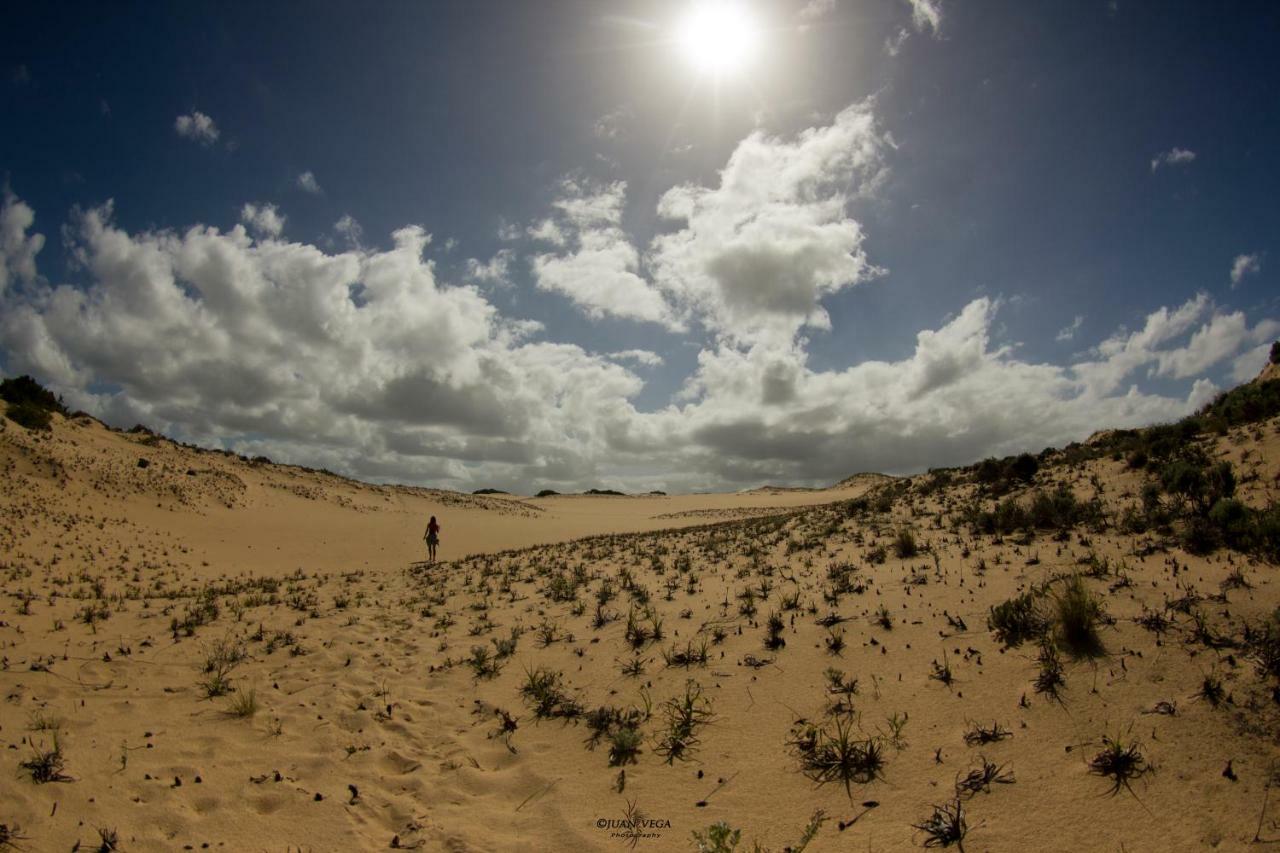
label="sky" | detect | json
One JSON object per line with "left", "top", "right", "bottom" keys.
{"left": 1, "top": 0, "right": 1278, "bottom": 494}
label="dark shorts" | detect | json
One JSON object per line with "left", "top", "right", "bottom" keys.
{"left": 426, "top": 533, "right": 439, "bottom": 545}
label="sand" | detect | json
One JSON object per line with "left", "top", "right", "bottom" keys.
{"left": 2, "top": 404, "right": 1279, "bottom": 852}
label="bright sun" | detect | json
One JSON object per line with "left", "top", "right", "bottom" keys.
{"left": 676, "top": 2, "right": 760, "bottom": 76}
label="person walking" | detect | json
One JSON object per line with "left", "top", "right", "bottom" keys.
{"left": 424, "top": 515, "right": 441, "bottom": 563}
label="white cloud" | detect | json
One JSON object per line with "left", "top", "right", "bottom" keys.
{"left": 465, "top": 249, "right": 515, "bottom": 288}
{"left": 333, "top": 214, "right": 363, "bottom": 248}
{"left": 1230, "top": 252, "right": 1261, "bottom": 286}
{"left": 885, "top": 27, "right": 910, "bottom": 55}
{"left": 1055, "top": 315, "right": 1084, "bottom": 342}
{"left": 1153, "top": 310, "right": 1280, "bottom": 380}
{"left": 531, "top": 178, "right": 679, "bottom": 328}
{"left": 527, "top": 218, "right": 567, "bottom": 246}
{"left": 296, "top": 171, "right": 322, "bottom": 194}
{"left": 1230, "top": 342, "right": 1274, "bottom": 384}
{"left": 593, "top": 107, "right": 630, "bottom": 140}
{"left": 609, "top": 349, "right": 664, "bottom": 367}
{"left": 905, "top": 0, "right": 942, "bottom": 34}
{"left": 240, "top": 203, "right": 285, "bottom": 239}
{"left": 1070, "top": 292, "right": 1278, "bottom": 391}
{"left": 650, "top": 101, "right": 887, "bottom": 344}
{"left": 0, "top": 191, "right": 45, "bottom": 297}
{"left": 1150, "top": 147, "right": 1196, "bottom": 172}
{"left": 4, "top": 97, "right": 1278, "bottom": 495}
{"left": 0, "top": 195, "right": 657, "bottom": 491}
{"left": 174, "top": 111, "right": 220, "bottom": 145}
{"left": 798, "top": 0, "right": 836, "bottom": 29}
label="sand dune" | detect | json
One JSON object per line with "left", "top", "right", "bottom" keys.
{"left": 2, "top": 391, "right": 1280, "bottom": 851}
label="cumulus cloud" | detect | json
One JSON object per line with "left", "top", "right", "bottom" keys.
{"left": 0, "top": 196, "right": 658, "bottom": 489}
{"left": 531, "top": 178, "right": 679, "bottom": 328}
{"left": 0, "top": 191, "right": 45, "bottom": 296}
{"left": 296, "top": 171, "right": 322, "bottom": 194}
{"left": 650, "top": 102, "right": 887, "bottom": 344}
{"left": 4, "top": 104, "right": 1278, "bottom": 494}
{"left": 174, "top": 111, "right": 219, "bottom": 145}
{"left": 1150, "top": 147, "right": 1196, "bottom": 172}
{"left": 1055, "top": 315, "right": 1084, "bottom": 342}
{"left": 240, "top": 203, "right": 285, "bottom": 238}
{"left": 1230, "top": 252, "right": 1261, "bottom": 286}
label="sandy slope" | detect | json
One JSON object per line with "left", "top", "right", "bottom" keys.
{"left": 1, "top": 406, "right": 1279, "bottom": 852}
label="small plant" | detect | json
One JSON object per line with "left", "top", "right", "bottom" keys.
{"left": 620, "top": 656, "right": 646, "bottom": 678}
{"left": 95, "top": 827, "right": 120, "bottom": 852}
{"left": 607, "top": 725, "right": 644, "bottom": 767}
{"left": 492, "top": 627, "right": 520, "bottom": 659}
{"left": 789, "top": 715, "right": 886, "bottom": 796}
{"left": 20, "top": 735, "right": 70, "bottom": 783}
{"left": 764, "top": 611, "right": 786, "bottom": 650}
{"left": 1033, "top": 640, "right": 1065, "bottom": 699}
{"left": 0, "top": 822, "right": 29, "bottom": 851}
{"left": 1088, "top": 733, "right": 1151, "bottom": 796}
{"left": 1053, "top": 574, "right": 1104, "bottom": 657}
{"left": 27, "top": 709, "right": 64, "bottom": 732}
{"left": 520, "top": 666, "right": 583, "bottom": 720}
{"left": 825, "top": 627, "right": 846, "bottom": 656}
{"left": 654, "top": 680, "right": 713, "bottom": 764}
{"left": 988, "top": 590, "right": 1046, "bottom": 648}
{"left": 930, "top": 653, "right": 954, "bottom": 687}
{"left": 467, "top": 645, "right": 503, "bottom": 679}
{"left": 955, "top": 757, "right": 1014, "bottom": 798}
{"left": 894, "top": 528, "right": 919, "bottom": 559}
{"left": 227, "top": 686, "right": 259, "bottom": 718}
{"left": 198, "top": 634, "right": 246, "bottom": 698}
{"left": 962, "top": 720, "right": 1011, "bottom": 746}
{"left": 875, "top": 605, "right": 893, "bottom": 631}
{"left": 662, "top": 637, "right": 710, "bottom": 668}
{"left": 882, "top": 711, "right": 910, "bottom": 749}
{"left": 692, "top": 822, "right": 742, "bottom": 853}
{"left": 1196, "top": 674, "right": 1225, "bottom": 707}
{"left": 913, "top": 799, "right": 968, "bottom": 849}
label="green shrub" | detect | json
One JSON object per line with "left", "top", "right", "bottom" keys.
{"left": 893, "top": 529, "right": 918, "bottom": 558}
{"left": 1053, "top": 575, "right": 1104, "bottom": 658}
{"left": 988, "top": 591, "right": 1047, "bottom": 647}
{"left": 0, "top": 375, "right": 68, "bottom": 414}
{"left": 5, "top": 401, "right": 52, "bottom": 431}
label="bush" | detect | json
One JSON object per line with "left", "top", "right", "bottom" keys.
{"left": 1054, "top": 575, "right": 1104, "bottom": 658}
{"left": 988, "top": 591, "right": 1047, "bottom": 647}
{"left": 5, "top": 401, "right": 52, "bottom": 431}
{"left": 0, "top": 375, "right": 68, "bottom": 414}
{"left": 893, "top": 529, "right": 918, "bottom": 558}
{"left": 1271, "top": 340, "right": 1280, "bottom": 365}
{"left": 1, "top": 375, "right": 68, "bottom": 430}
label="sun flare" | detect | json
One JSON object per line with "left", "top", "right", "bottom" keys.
{"left": 676, "top": 2, "right": 760, "bottom": 76}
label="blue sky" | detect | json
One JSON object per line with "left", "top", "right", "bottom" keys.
{"left": 1, "top": 0, "right": 1278, "bottom": 492}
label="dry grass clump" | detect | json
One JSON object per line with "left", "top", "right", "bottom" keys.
{"left": 789, "top": 714, "right": 886, "bottom": 796}
{"left": 20, "top": 735, "right": 70, "bottom": 783}
{"left": 1088, "top": 733, "right": 1152, "bottom": 796}
{"left": 913, "top": 798, "right": 968, "bottom": 849}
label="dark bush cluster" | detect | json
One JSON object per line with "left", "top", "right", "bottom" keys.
{"left": 971, "top": 452, "right": 1039, "bottom": 494}
{"left": 962, "top": 483, "right": 1103, "bottom": 536}
{"left": 1, "top": 374, "right": 68, "bottom": 431}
